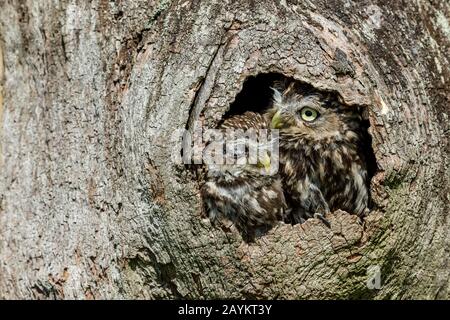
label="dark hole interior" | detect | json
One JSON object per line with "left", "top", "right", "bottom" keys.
{"left": 201, "top": 72, "right": 378, "bottom": 240}
{"left": 224, "top": 72, "right": 317, "bottom": 117}
{"left": 225, "top": 73, "right": 286, "bottom": 116}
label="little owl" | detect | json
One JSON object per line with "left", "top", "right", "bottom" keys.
{"left": 268, "top": 81, "right": 370, "bottom": 225}
{"left": 201, "top": 112, "right": 287, "bottom": 240}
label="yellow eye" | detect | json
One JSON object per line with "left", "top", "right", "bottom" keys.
{"left": 300, "top": 107, "right": 319, "bottom": 122}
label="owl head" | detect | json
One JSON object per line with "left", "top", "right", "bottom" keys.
{"left": 204, "top": 137, "right": 277, "bottom": 181}
{"left": 269, "top": 82, "right": 362, "bottom": 143}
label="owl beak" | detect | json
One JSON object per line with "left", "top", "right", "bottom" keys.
{"left": 259, "top": 152, "right": 272, "bottom": 172}
{"left": 271, "top": 110, "right": 282, "bottom": 129}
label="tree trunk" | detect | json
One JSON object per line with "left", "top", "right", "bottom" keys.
{"left": 0, "top": 0, "right": 448, "bottom": 299}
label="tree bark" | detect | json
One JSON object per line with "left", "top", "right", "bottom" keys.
{"left": 0, "top": 0, "right": 448, "bottom": 299}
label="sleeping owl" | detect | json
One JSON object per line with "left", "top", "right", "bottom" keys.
{"left": 201, "top": 112, "right": 287, "bottom": 241}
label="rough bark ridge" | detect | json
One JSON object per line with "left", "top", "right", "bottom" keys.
{"left": 0, "top": 0, "right": 448, "bottom": 299}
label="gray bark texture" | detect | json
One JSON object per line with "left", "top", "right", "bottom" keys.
{"left": 0, "top": 0, "right": 449, "bottom": 299}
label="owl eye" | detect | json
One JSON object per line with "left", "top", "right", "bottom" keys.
{"left": 300, "top": 107, "right": 319, "bottom": 122}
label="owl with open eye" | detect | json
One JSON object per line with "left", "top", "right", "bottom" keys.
{"left": 201, "top": 112, "right": 287, "bottom": 241}
{"left": 268, "top": 81, "right": 370, "bottom": 225}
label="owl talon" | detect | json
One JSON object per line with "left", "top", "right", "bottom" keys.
{"left": 314, "top": 213, "right": 331, "bottom": 228}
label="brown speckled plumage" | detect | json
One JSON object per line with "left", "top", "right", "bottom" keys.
{"left": 201, "top": 112, "right": 287, "bottom": 240}
{"left": 269, "top": 81, "right": 370, "bottom": 223}
{"left": 201, "top": 81, "right": 370, "bottom": 236}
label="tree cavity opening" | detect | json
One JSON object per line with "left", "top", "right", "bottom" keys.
{"left": 197, "top": 72, "right": 378, "bottom": 240}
